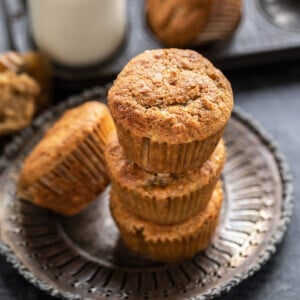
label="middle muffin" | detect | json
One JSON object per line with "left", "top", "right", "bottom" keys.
{"left": 105, "top": 132, "right": 226, "bottom": 224}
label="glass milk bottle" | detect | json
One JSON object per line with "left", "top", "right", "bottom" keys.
{"left": 28, "top": 0, "right": 126, "bottom": 67}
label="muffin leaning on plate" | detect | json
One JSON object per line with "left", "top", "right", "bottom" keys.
{"left": 110, "top": 181, "right": 223, "bottom": 263}
{"left": 105, "top": 131, "right": 226, "bottom": 224}
{"left": 18, "top": 101, "right": 115, "bottom": 216}
{"left": 108, "top": 49, "right": 233, "bottom": 173}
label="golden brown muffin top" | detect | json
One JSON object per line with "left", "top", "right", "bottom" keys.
{"left": 19, "top": 101, "right": 114, "bottom": 188}
{"left": 105, "top": 132, "right": 225, "bottom": 199}
{"left": 108, "top": 49, "right": 233, "bottom": 144}
{"left": 110, "top": 181, "right": 223, "bottom": 242}
{"left": 147, "top": 0, "right": 212, "bottom": 47}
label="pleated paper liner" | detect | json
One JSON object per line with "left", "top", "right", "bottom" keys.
{"left": 112, "top": 180, "right": 219, "bottom": 225}
{"left": 194, "top": 0, "right": 242, "bottom": 45}
{"left": 18, "top": 129, "right": 110, "bottom": 215}
{"left": 115, "top": 120, "right": 225, "bottom": 173}
{"left": 18, "top": 102, "right": 116, "bottom": 216}
{"left": 106, "top": 132, "right": 226, "bottom": 224}
{"left": 110, "top": 182, "right": 223, "bottom": 263}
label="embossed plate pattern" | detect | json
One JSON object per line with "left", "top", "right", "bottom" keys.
{"left": 0, "top": 87, "right": 293, "bottom": 300}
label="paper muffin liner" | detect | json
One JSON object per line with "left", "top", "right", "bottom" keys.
{"left": 110, "top": 183, "right": 223, "bottom": 263}
{"left": 18, "top": 121, "right": 114, "bottom": 216}
{"left": 106, "top": 132, "right": 226, "bottom": 224}
{"left": 115, "top": 121, "right": 225, "bottom": 174}
{"left": 112, "top": 178, "right": 218, "bottom": 225}
{"left": 194, "top": 0, "right": 242, "bottom": 45}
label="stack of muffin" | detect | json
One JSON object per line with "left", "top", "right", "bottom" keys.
{"left": 106, "top": 48, "right": 233, "bottom": 263}
{"left": 17, "top": 48, "right": 233, "bottom": 263}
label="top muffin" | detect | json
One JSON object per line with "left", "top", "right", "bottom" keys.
{"left": 108, "top": 49, "right": 232, "bottom": 173}
{"left": 108, "top": 49, "right": 233, "bottom": 144}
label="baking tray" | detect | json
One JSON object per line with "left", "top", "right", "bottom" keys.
{"left": 2, "top": 0, "right": 300, "bottom": 89}
{"left": 0, "top": 86, "right": 293, "bottom": 300}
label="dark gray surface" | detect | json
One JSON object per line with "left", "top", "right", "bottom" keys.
{"left": 0, "top": 61, "right": 299, "bottom": 299}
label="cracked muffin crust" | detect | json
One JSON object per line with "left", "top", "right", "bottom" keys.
{"left": 18, "top": 101, "right": 116, "bottom": 216}
{"left": 110, "top": 181, "right": 223, "bottom": 263}
{"left": 105, "top": 131, "right": 226, "bottom": 224}
{"left": 108, "top": 48, "right": 233, "bottom": 173}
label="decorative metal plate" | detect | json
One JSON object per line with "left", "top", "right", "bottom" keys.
{"left": 0, "top": 87, "right": 293, "bottom": 300}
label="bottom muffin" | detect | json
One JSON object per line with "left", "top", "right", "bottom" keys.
{"left": 110, "top": 182, "right": 223, "bottom": 263}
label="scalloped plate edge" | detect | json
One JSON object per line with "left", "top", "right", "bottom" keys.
{"left": 0, "top": 87, "right": 294, "bottom": 300}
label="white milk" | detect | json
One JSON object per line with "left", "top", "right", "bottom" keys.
{"left": 28, "top": 0, "right": 126, "bottom": 66}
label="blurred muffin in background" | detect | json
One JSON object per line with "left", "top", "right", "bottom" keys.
{"left": 146, "top": 0, "right": 213, "bottom": 47}
{"left": 0, "top": 71, "right": 39, "bottom": 134}
{"left": 0, "top": 51, "right": 52, "bottom": 113}
{"left": 146, "top": 0, "right": 242, "bottom": 47}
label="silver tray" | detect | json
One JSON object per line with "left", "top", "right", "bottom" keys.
{"left": 0, "top": 87, "right": 293, "bottom": 300}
